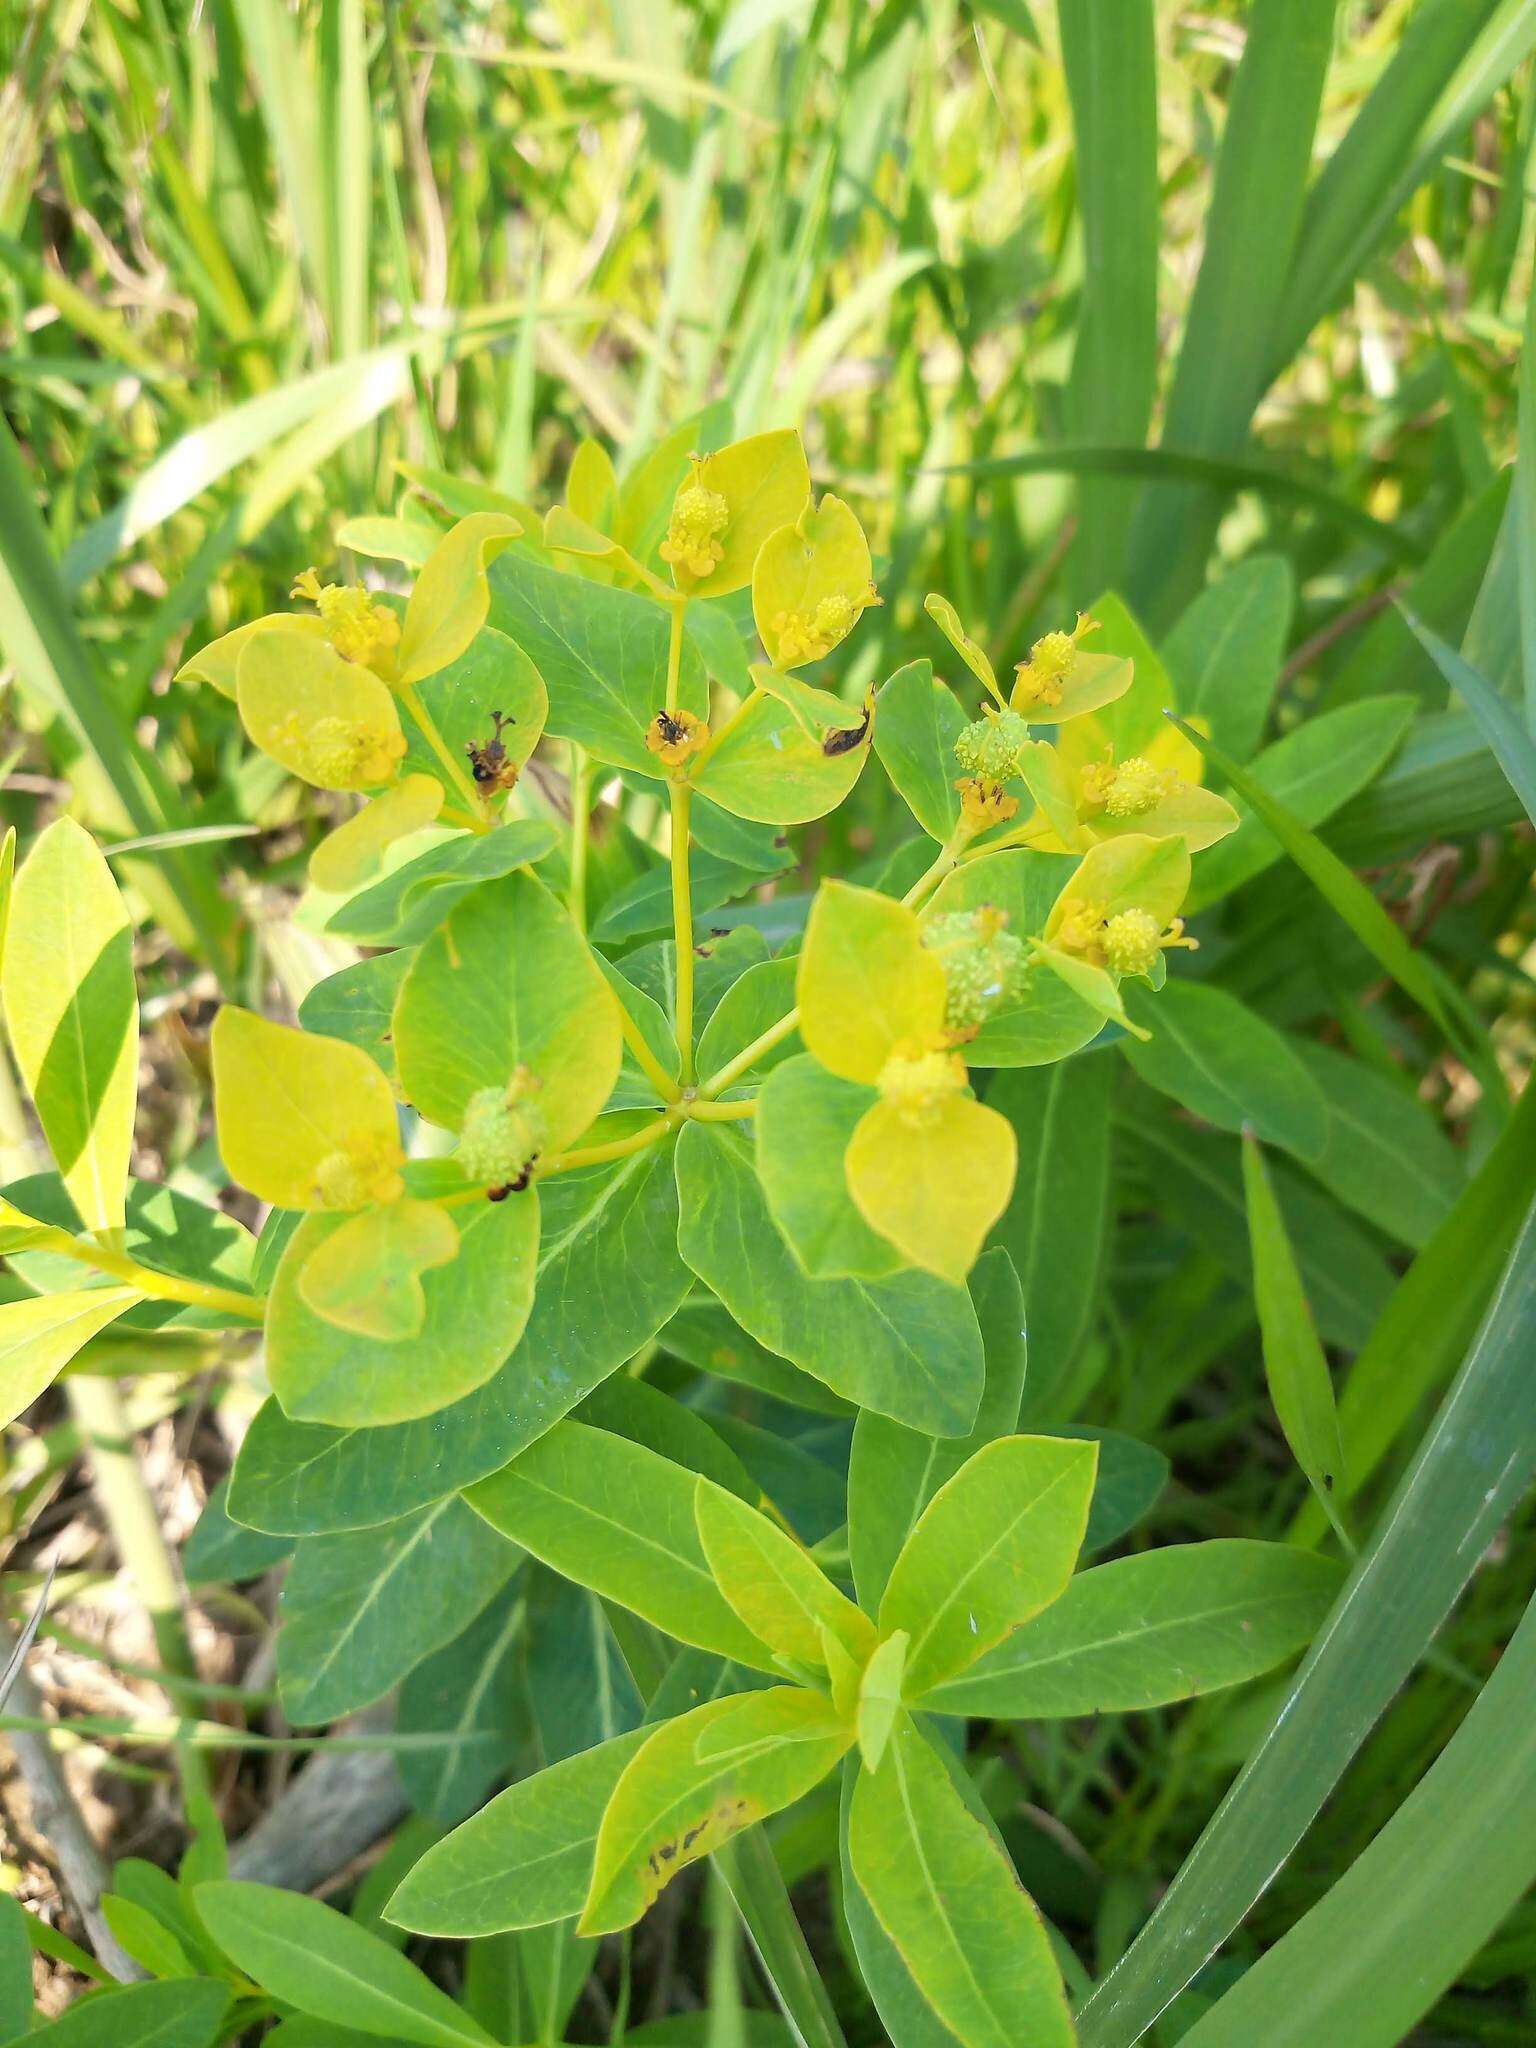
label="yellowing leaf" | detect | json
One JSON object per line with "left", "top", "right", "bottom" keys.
{"left": 212, "top": 1007, "right": 404, "bottom": 1212}
{"left": 923, "top": 593, "right": 1000, "bottom": 701}
{"left": 1015, "top": 739, "right": 1085, "bottom": 849}
{"left": 580, "top": 1687, "right": 850, "bottom": 1934}
{"left": 1032, "top": 945, "right": 1147, "bottom": 1039}
{"left": 1012, "top": 647, "right": 1134, "bottom": 723}
{"left": 2, "top": 817, "right": 138, "bottom": 1233}
{"left": 567, "top": 439, "right": 619, "bottom": 530}
{"left": 694, "top": 1475, "right": 876, "bottom": 1669}
{"left": 752, "top": 495, "right": 876, "bottom": 669}
{"left": 237, "top": 631, "right": 406, "bottom": 790}
{"left": 398, "top": 512, "right": 524, "bottom": 685}
{"left": 309, "top": 775, "right": 445, "bottom": 895}
{"left": 690, "top": 671, "right": 872, "bottom": 824}
{"left": 296, "top": 1198, "right": 460, "bottom": 1339}
{"left": 856, "top": 1630, "right": 908, "bottom": 1774}
{"left": 0, "top": 826, "right": 14, "bottom": 963}
{"left": 1045, "top": 832, "right": 1192, "bottom": 942}
{"left": 0, "top": 1286, "right": 144, "bottom": 1428}
{"left": 797, "top": 881, "right": 947, "bottom": 1087}
{"left": 176, "top": 612, "right": 327, "bottom": 699}
{"left": 845, "top": 1094, "right": 1017, "bottom": 1285}
{"left": 1090, "top": 779, "right": 1239, "bottom": 851}
{"left": 662, "top": 430, "right": 812, "bottom": 597}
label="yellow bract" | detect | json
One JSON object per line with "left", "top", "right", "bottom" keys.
{"left": 660, "top": 430, "right": 812, "bottom": 597}
{"left": 753, "top": 494, "right": 879, "bottom": 669}
{"left": 924, "top": 593, "right": 1000, "bottom": 702}
{"left": 798, "top": 882, "right": 948, "bottom": 1086}
{"left": 566, "top": 439, "right": 619, "bottom": 531}
{"left": 236, "top": 632, "right": 406, "bottom": 791}
{"left": 176, "top": 613, "right": 326, "bottom": 700}
{"left": 212, "top": 1007, "right": 405, "bottom": 1213}
{"left": 1056, "top": 715, "right": 1239, "bottom": 851}
{"left": 397, "top": 511, "right": 524, "bottom": 685}
{"left": 1045, "top": 833, "right": 1191, "bottom": 956}
{"left": 296, "top": 1197, "right": 460, "bottom": 1340}
{"left": 1011, "top": 615, "right": 1135, "bottom": 724}
{"left": 845, "top": 1093, "right": 1016, "bottom": 1286}
{"left": 309, "top": 774, "right": 445, "bottom": 895}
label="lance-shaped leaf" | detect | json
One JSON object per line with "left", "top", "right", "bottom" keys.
{"left": 309, "top": 774, "right": 444, "bottom": 895}
{"left": 267, "top": 1163, "right": 536, "bottom": 1428}
{"left": 393, "top": 871, "right": 620, "bottom": 1151}
{"left": 873, "top": 659, "right": 967, "bottom": 843}
{"left": 797, "top": 880, "right": 947, "bottom": 1086}
{"left": 848, "top": 1718, "right": 1074, "bottom": 2048}
{"left": 466, "top": 1422, "right": 774, "bottom": 1671}
{"left": 388, "top": 1725, "right": 651, "bottom": 1935}
{"left": 880, "top": 1434, "right": 1098, "bottom": 1698}
{"left": 690, "top": 671, "right": 872, "bottom": 825}
{"left": 212, "top": 1008, "right": 404, "bottom": 1212}
{"left": 1123, "top": 980, "right": 1329, "bottom": 1161}
{"left": 924, "top": 592, "right": 1000, "bottom": 701}
{"left": 662, "top": 430, "right": 811, "bottom": 597}
{"left": 694, "top": 1474, "right": 875, "bottom": 1669}
{"left": 195, "top": 1881, "right": 496, "bottom": 2048}
{"left": 398, "top": 512, "right": 523, "bottom": 685}
{"left": 926, "top": 1540, "right": 1343, "bottom": 1720}
{"left": 236, "top": 632, "right": 406, "bottom": 789}
{"left": 0, "top": 1286, "right": 145, "bottom": 1429}
{"left": 856, "top": 1631, "right": 907, "bottom": 1774}
{"left": 2, "top": 817, "right": 138, "bottom": 1233}
{"left": 752, "top": 493, "right": 877, "bottom": 670}
{"left": 580, "top": 1687, "right": 851, "bottom": 1934}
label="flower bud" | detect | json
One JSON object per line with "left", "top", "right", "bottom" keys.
{"left": 455, "top": 1071, "right": 546, "bottom": 1187}
{"left": 660, "top": 478, "right": 731, "bottom": 579}
{"left": 953, "top": 708, "right": 1031, "bottom": 783}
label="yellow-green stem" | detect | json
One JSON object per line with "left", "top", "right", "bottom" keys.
{"left": 698, "top": 1005, "right": 800, "bottom": 1099}
{"left": 664, "top": 594, "right": 687, "bottom": 714}
{"left": 671, "top": 780, "right": 696, "bottom": 1083}
{"left": 398, "top": 681, "right": 490, "bottom": 827}
{"left": 901, "top": 824, "right": 971, "bottom": 911}
{"left": 31, "top": 1227, "right": 264, "bottom": 1323}
{"left": 616, "top": 1001, "right": 683, "bottom": 1104}
{"left": 541, "top": 1111, "right": 677, "bottom": 1177}
{"left": 568, "top": 739, "right": 591, "bottom": 933}
{"left": 688, "top": 1096, "right": 758, "bottom": 1121}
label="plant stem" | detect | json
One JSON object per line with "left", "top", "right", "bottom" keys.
{"left": 567, "top": 738, "right": 591, "bottom": 933}
{"left": 664, "top": 593, "right": 687, "bottom": 713}
{"left": 615, "top": 1001, "right": 684, "bottom": 1103}
{"left": 699, "top": 1006, "right": 801, "bottom": 1099}
{"left": 671, "top": 780, "right": 696, "bottom": 1083}
{"left": 540, "top": 1112, "right": 676, "bottom": 1177}
{"left": 688, "top": 1096, "right": 757, "bottom": 1121}
{"left": 32, "top": 1227, "right": 264, "bottom": 1322}
{"left": 398, "top": 680, "right": 490, "bottom": 827}
{"left": 901, "top": 824, "right": 970, "bottom": 911}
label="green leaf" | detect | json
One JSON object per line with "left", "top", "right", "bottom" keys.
{"left": 266, "top": 1165, "right": 538, "bottom": 1429}
{"left": 228, "top": 1142, "right": 689, "bottom": 1534}
{"left": 754, "top": 1057, "right": 903, "bottom": 1280}
{"left": 521, "top": 1571, "right": 644, "bottom": 1765}
{"left": 0, "top": 1286, "right": 143, "bottom": 1430}
{"left": 694, "top": 957, "right": 801, "bottom": 1091}
{"left": 880, "top": 1435, "right": 1098, "bottom": 1698}
{"left": 396, "top": 628, "right": 549, "bottom": 796}
{"left": 926, "top": 1540, "right": 1342, "bottom": 1719}
{"left": 848, "top": 1719, "right": 1073, "bottom": 2048}
{"left": 580, "top": 1687, "right": 850, "bottom": 1935}
{"left": 1401, "top": 606, "right": 1536, "bottom": 825}
{"left": 278, "top": 1493, "right": 521, "bottom": 1725}
{"left": 195, "top": 1881, "right": 495, "bottom": 2048}
{"left": 0, "top": 1894, "right": 32, "bottom": 2041}
{"left": 691, "top": 674, "right": 872, "bottom": 825}
{"left": 986, "top": 1058, "right": 1112, "bottom": 1422}
{"left": 10, "top": 1979, "right": 230, "bottom": 2047}
{"left": 855, "top": 1630, "right": 908, "bottom": 1774}
{"left": 872, "top": 659, "right": 966, "bottom": 841}
{"left": 1243, "top": 1135, "right": 1348, "bottom": 1525}
{"left": 1163, "top": 554, "right": 1293, "bottom": 761}
{"left": 674, "top": 1121, "right": 984, "bottom": 1437}
{"left": 1292, "top": 1040, "right": 1462, "bottom": 1251}
{"left": 393, "top": 870, "right": 620, "bottom": 1151}
{"left": 465, "top": 1422, "right": 776, "bottom": 1672}
{"left": 101, "top": 1895, "right": 197, "bottom": 1980}
{"left": 299, "top": 950, "right": 414, "bottom": 1089}
{"left": 1064, "top": 1426, "right": 1170, "bottom": 1553}
{"left": 1170, "top": 714, "right": 1460, "bottom": 1044}
{"left": 1122, "top": 981, "right": 1327, "bottom": 1161}
{"left": 1088, "top": 590, "right": 1176, "bottom": 758}
{"left": 1185, "top": 697, "right": 1417, "bottom": 907}
{"left": 694, "top": 1475, "right": 874, "bottom": 1668}
{"left": 1060, "top": 0, "right": 1158, "bottom": 594}
{"left": 580, "top": 1373, "right": 756, "bottom": 1501}
{"left": 489, "top": 551, "right": 709, "bottom": 772}
{"left": 326, "top": 819, "right": 556, "bottom": 948}
{"left": 387, "top": 1725, "right": 651, "bottom": 1936}
{"left": 1177, "top": 1584, "right": 1536, "bottom": 2048}
{"left": 397, "top": 1585, "right": 527, "bottom": 1825}
{"left": 184, "top": 1478, "right": 294, "bottom": 1585}
{"left": 847, "top": 1248, "right": 1027, "bottom": 1610}
{"left": 1, "top": 817, "right": 138, "bottom": 1231}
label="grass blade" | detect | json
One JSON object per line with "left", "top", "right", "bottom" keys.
{"left": 1076, "top": 1195, "right": 1536, "bottom": 2046}
{"left": 1400, "top": 607, "right": 1536, "bottom": 824}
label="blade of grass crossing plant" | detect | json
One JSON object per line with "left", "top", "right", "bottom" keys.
{"left": 713, "top": 1828, "right": 849, "bottom": 2048}
{"left": 1179, "top": 1584, "right": 1536, "bottom": 2048}
{"left": 1058, "top": 0, "right": 1158, "bottom": 595}
{"left": 196, "top": 1881, "right": 496, "bottom": 2048}
{"left": 1125, "top": 0, "right": 1338, "bottom": 622}
{"left": 1400, "top": 609, "right": 1536, "bottom": 823}
{"left": 318, "top": 0, "right": 370, "bottom": 364}
{"left": 1517, "top": 263, "right": 1536, "bottom": 727}
{"left": 230, "top": 0, "right": 330, "bottom": 316}
{"left": 1167, "top": 713, "right": 1463, "bottom": 1052}
{"left": 1074, "top": 1197, "right": 1536, "bottom": 2048}
{"left": 1241, "top": 1136, "right": 1349, "bottom": 1546}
